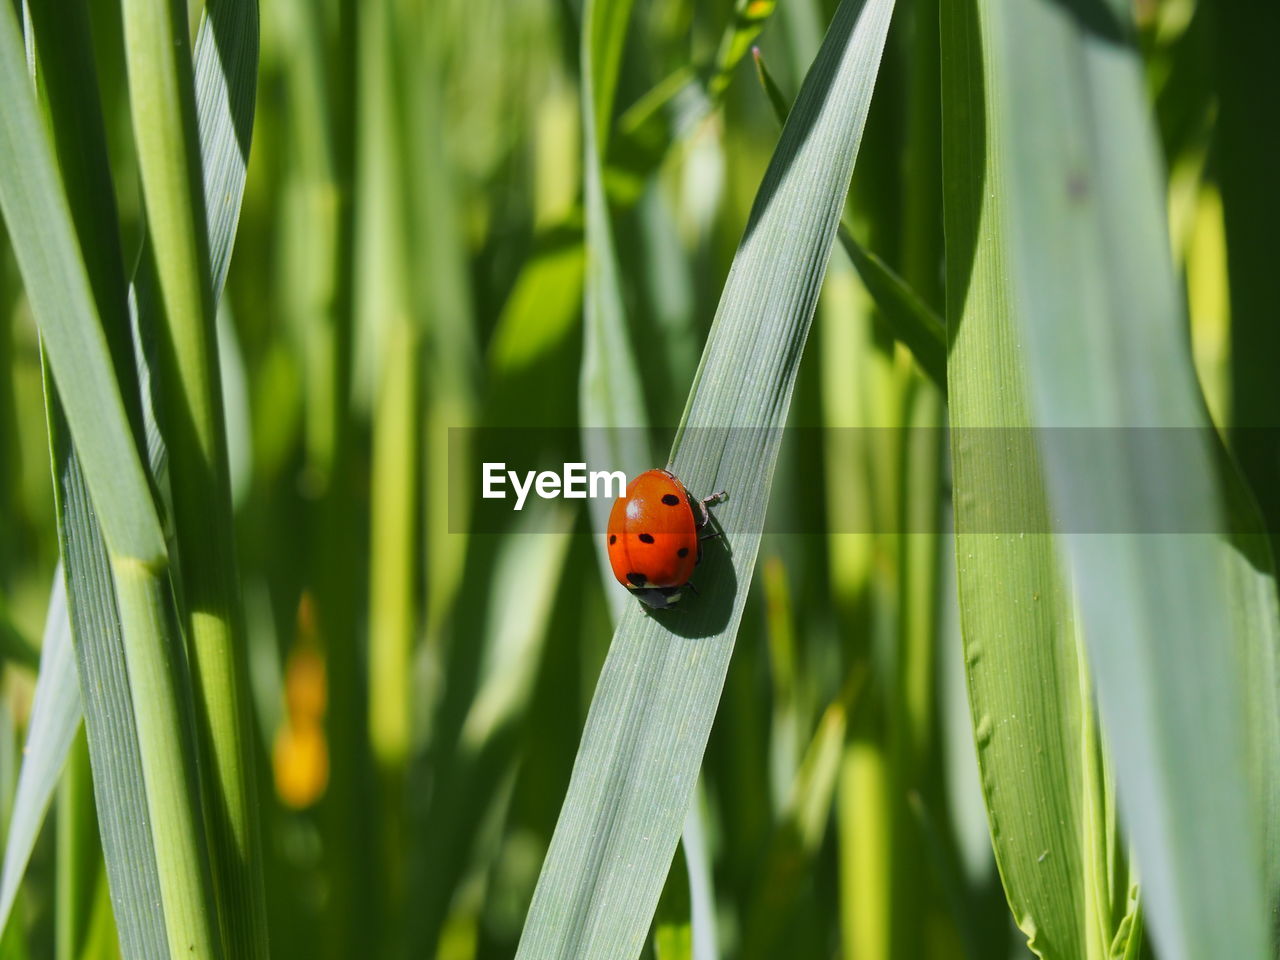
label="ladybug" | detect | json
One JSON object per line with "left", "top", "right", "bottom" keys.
{"left": 606, "top": 469, "right": 727, "bottom": 609}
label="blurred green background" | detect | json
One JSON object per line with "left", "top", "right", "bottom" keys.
{"left": 1, "top": 0, "right": 1275, "bottom": 957}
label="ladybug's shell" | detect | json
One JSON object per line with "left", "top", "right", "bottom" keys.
{"left": 607, "top": 470, "right": 699, "bottom": 590}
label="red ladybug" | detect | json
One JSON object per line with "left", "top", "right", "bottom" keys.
{"left": 606, "top": 469, "right": 726, "bottom": 608}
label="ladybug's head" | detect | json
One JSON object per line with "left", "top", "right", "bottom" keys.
{"left": 631, "top": 585, "right": 684, "bottom": 609}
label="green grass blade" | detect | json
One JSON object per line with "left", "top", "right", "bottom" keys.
{"left": 986, "top": 0, "right": 1279, "bottom": 956}
{"left": 581, "top": 0, "right": 653, "bottom": 621}
{"left": 681, "top": 790, "right": 717, "bottom": 960}
{"left": 55, "top": 727, "right": 98, "bottom": 960}
{"left": 0, "top": 570, "right": 79, "bottom": 939}
{"left": 0, "top": 699, "right": 30, "bottom": 960}
{"left": 119, "top": 0, "right": 269, "bottom": 950}
{"left": 193, "top": 0, "right": 258, "bottom": 302}
{"left": 2, "top": 0, "right": 224, "bottom": 951}
{"left": 0, "top": 0, "right": 165, "bottom": 565}
{"left": 357, "top": 0, "right": 416, "bottom": 774}
{"left": 940, "top": 1, "right": 1132, "bottom": 956}
{"left": 408, "top": 51, "right": 479, "bottom": 671}
{"left": 488, "top": 225, "right": 585, "bottom": 374}
{"left": 743, "top": 697, "right": 849, "bottom": 959}
{"left": 45, "top": 388, "right": 170, "bottom": 959}
{"left": 835, "top": 230, "right": 946, "bottom": 390}
{"left": 46, "top": 380, "right": 219, "bottom": 960}
{"left": 608, "top": 1, "right": 781, "bottom": 204}
{"left": 409, "top": 511, "right": 575, "bottom": 955}
{"left": 708, "top": 0, "right": 779, "bottom": 97}
{"left": 516, "top": 1, "right": 895, "bottom": 955}
{"left": 753, "top": 47, "right": 946, "bottom": 390}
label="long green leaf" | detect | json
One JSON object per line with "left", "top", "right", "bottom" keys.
{"left": 940, "top": 1, "right": 1134, "bottom": 956}
{"left": 47, "top": 377, "right": 217, "bottom": 960}
{"left": 2, "top": 0, "right": 223, "bottom": 954}
{"left": 0, "top": 569, "right": 79, "bottom": 939}
{"left": 516, "top": 1, "right": 895, "bottom": 955}
{"left": 580, "top": 0, "right": 652, "bottom": 621}
{"left": 0, "top": 0, "right": 164, "bottom": 566}
{"left": 359, "top": 0, "right": 416, "bottom": 774}
{"left": 753, "top": 47, "right": 947, "bottom": 390}
{"left": 119, "top": 0, "right": 269, "bottom": 950}
{"left": 55, "top": 727, "right": 99, "bottom": 960}
{"left": 986, "top": 0, "right": 1279, "bottom": 956}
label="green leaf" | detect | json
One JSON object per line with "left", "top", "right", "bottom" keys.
{"left": 515, "top": 1, "right": 896, "bottom": 955}
{"left": 120, "top": 0, "right": 269, "bottom": 950}
{"left": 408, "top": 510, "right": 575, "bottom": 956}
{"left": 580, "top": 0, "right": 653, "bottom": 621}
{"left": 743, "top": 697, "right": 850, "bottom": 960}
{"left": 56, "top": 726, "right": 99, "bottom": 960}
{"left": 358, "top": 0, "right": 416, "bottom": 772}
{"left": 0, "top": 0, "right": 165, "bottom": 565}
{"left": 835, "top": 230, "right": 946, "bottom": 390}
{"left": 0, "top": 570, "right": 80, "bottom": 940}
{"left": 940, "top": 1, "right": 1133, "bottom": 956}
{"left": 753, "top": 46, "right": 947, "bottom": 390}
{"left": 984, "top": 0, "right": 1280, "bottom": 956}
{"left": 488, "top": 224, "right": 585, "bottom": 374}
{"left": 709, "top": 0, "right": 780, "bottom": 97}
{"left": 606, "top": 0, "right": 782, "bottom": 204}
{"left": 4, "top": 0, "right": 224, "bottom": 953}
{"left": 47, "top": 384, "right": 199, "bottom": 960}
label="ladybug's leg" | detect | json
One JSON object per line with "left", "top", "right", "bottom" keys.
{"left": 698, "top": 529, "right": 723, "bottom": 542}
{"left": 685, "top": 581, "right": 700, "bottom": 597}
{"left": 699, "top": 491, "right": 727, "bottom": 519}
{"left": 692, "top": 490, "right": 728, "bottom": 529}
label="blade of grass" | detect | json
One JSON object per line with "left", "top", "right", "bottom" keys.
{"left": 46, "top": 376, "right": 219, "bottom": 960}
{"left": 607, "top": 0, "right": 782, "bottom": 205}
{"left": 404, "top": 11, "right": 480, "bottom": 659}
{"left": 986, "top": 0, "right": 1280, "bottom": 956}
{"left": 409, "top": 509, "right": 575, "bottom": 956}
{"left": 119, "top": 0, "right": 269, "bottom": 950}
{"left": 0, "top": 4, "right": 164, "bottom": 566}
{"left": 708, "top": 0, "right": 779, "bottom": 97}
{"left": 743, "top": 694, "right": 852, "bottom": 960}
{"left": 580, "top": 0, "right": 653, "bottom": 621}
{"left": 940, "top": 1, "right": 1135, "bottom": 956}
{"left": 488, "top": 224, "right": 586, "bottom": 375}
{"left": 516, "top": 1, "right": 895, "bottom": 955}
{"left": 681, "top": 786, "right": 717, "bottom": 960}
{"left": 359, "top": 0, "right": 417, "bottom": 775}
{"left": 0, "top": 569, "right": 79, "bottom": 939}
{"left": 0, "top": 0, "right": 223, "bottom": 953}
{"left": 55, "top": 728, "right": 98, "bottom": 960}
{"left": 753, "top": 46, "right": 946, "bottom": 390}
{"left": 0, "top": 698, "right": 30, "bottom": 960}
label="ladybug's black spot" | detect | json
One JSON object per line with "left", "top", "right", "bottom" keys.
{"left": 627, "top": 572, "right": 648, "bottom": 587}
{"left": 639, "top": 533, "right": 655, "bottom": 544}
{"left": 609, "top": 534, "right": 617, "bottom": 544}
{"left": 677, "top": 547, "right": 689, "bottom": 558}
{"left": 661, "top": 494, "right": 680, "bottom": 506}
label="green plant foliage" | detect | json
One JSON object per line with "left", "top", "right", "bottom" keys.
{"left": 515, "top": 0, "right": 896, "bottom": 955}
{"left": 0, "top": 0, "right": 1276, "bottom": 957}
{"left": 982, "top": 1, "right": 1280, "bottom": 957}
